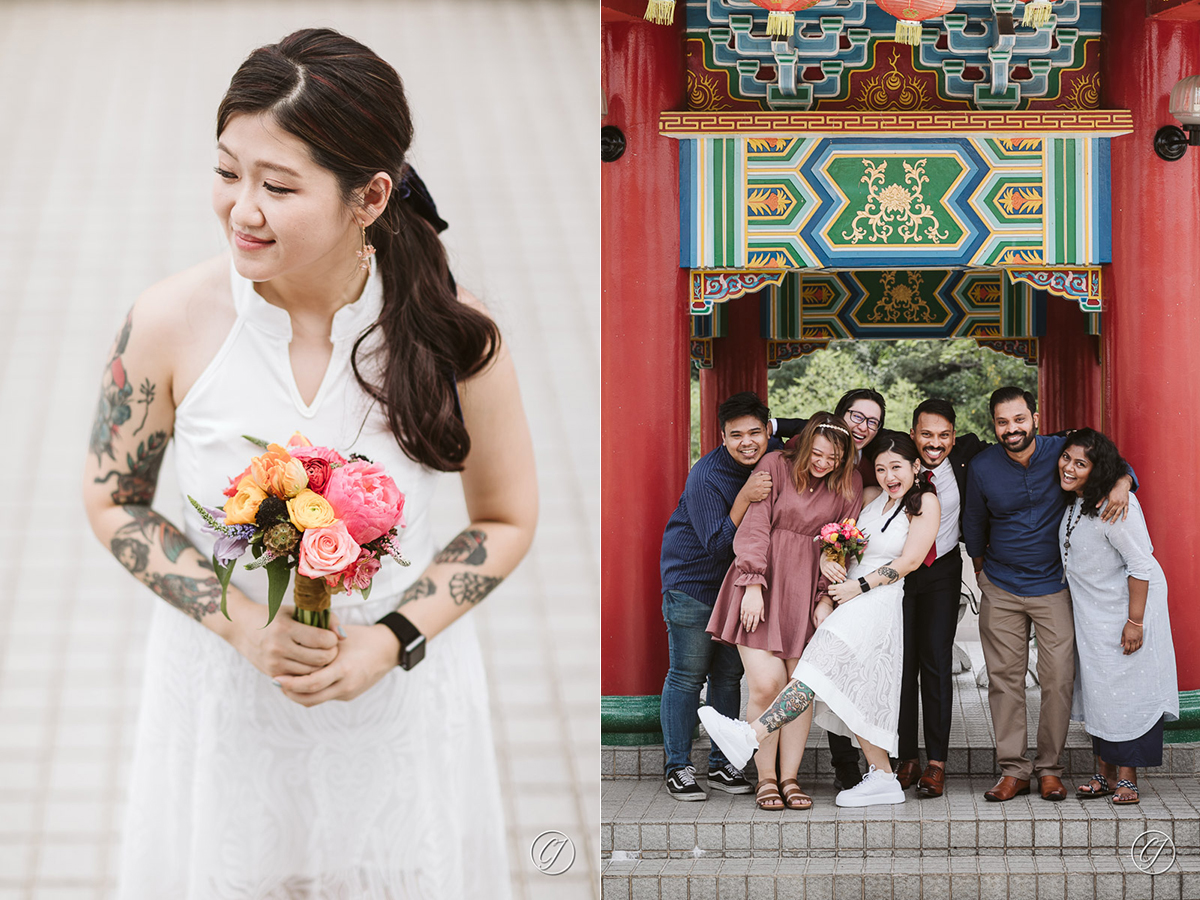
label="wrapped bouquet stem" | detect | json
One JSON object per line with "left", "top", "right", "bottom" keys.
{"left": 293, "top": 573, "right": 332, "bottom": 630}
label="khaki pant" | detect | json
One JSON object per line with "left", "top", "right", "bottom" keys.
{"left": 977, "top": 572, "right": 1074, "bottom": 780}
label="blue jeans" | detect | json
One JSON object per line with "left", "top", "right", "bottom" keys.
{"left": 660, "top": 589, "right": 744, "bottom": 774}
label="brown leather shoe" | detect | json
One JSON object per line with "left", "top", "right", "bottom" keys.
{"left": 915, "top": 764, "right": 945, "bottom": 798}
{"left": 983, "top": 776, "right": 1031, "bottom": 802}
{"left": 1039, "top": 775, "right": 1067, "bottom": 801}
{"left": 895, "top": 758, "right": 921, "bottom": 790}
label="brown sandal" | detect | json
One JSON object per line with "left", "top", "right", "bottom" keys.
{"left": 755, "top": 778, "right": 783, "bottom": 810}
{"left": 779, "top": 778, "right": 813, "bottom": 810}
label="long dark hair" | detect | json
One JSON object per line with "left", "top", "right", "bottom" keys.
{"left": 1062, "top": 428, "right": 1127, "bottom": 518}
{"left": 867, "top": 430, "right": 934, "bottom": 519}
{"left": 217, "top": 28, "right": 499, "bottom": 471}
{"left": 780, "top": 412, "right": 858, "bottom": 500}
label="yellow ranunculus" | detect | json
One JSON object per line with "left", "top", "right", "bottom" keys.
{"left": 224, "top": 476, "right": 267, "bottom": 525}
{"left": 287, "top": 488, "right": 337, "bottom": 531}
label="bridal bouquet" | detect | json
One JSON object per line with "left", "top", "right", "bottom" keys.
{"left": 189, "top": 433, "right": 408, "bottom": 629}
{"left": 814, "top": 518, "right": 868, "bottom": 569}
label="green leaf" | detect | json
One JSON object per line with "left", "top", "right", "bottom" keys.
{"left": 361, "top": 581, "right": 373, "bottom": 601}
{"left": 188, "top": 496, "right": 234, "bottom": 533}
{"left": 244, "top": 550, "right": 275, "bottom": 571}
{"left": 263, "top": 556, "right": 292, "bottom": 627}
{"left": 251, "top": 541, "right": 263, "bottom": 559}
{"left": 213, "top": 555, "right": 237, "bottom": 620}
{"left": 242, "top": 434, "right": 271, "bottom": 449}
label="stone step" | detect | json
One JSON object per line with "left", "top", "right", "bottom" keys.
{"left": 603, "top": 738, "right": 1200, "bottom": 780}
{"left": 602, "top": 775, "right": 1200, "bottom": 860}
{"left": 601, "top": 855, "right": 1200, "bottom": 900}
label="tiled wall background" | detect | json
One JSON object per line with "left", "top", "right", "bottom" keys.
{"left": 0, "top": 2, "right": 599, "bottom": 897}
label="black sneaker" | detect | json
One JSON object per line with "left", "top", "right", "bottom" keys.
{"left": 665, "top": 765, "right": 706, "bottom": 801}
{"left": 705, "top": 762, "right": 754, "bottom": 794}
{"left": 833, "top": 761, "right": 863, "bottom": 791}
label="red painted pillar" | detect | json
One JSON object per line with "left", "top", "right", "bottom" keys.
{"left": 601, "top": 14, "right": 689, "bottom": 702}
{"left": 1102, "top": 4, "right": 1200, "bottom": 692}
{"left": 699, "top": 293, "right": 771, "bottom": 455}
{"left": 1037, "top": 297, "right": 1103, "bottom": 435}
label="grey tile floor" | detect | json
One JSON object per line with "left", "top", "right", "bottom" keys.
{"left": 0, "top": 2, "right": 598, "bottom": 897}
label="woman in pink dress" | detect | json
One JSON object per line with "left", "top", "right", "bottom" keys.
{"left": 707, "top": 413, "right": 862, "bottom": 809}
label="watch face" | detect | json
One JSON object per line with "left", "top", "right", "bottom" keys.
{"left": 401, "top": 634, "right": 427, "bottom": 670}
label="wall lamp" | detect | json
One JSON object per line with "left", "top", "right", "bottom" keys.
{"left": 1155, "top": 75, "right": 1200, "bottom": 162}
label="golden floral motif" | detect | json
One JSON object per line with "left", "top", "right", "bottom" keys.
{"left": 748, "top": 251, "right": 791, "bottom": 268}
{"left": 1064, "top": 73, "right": 1100, "bottom": 110}
{"left": 868, "top": 270, "right": 935, "bottom": 323}
{"left": 747, "top": 187, "right": 795, "bottom": 217}
{"left": 995, "top": 185, "right": 1044, "bottom": 216}
{"left": 996, "top": 137, "right": 1043, "bottom": 153}
{"left": 848, "top": 49, "right": 933, "bottom": 112}
{"left": 748, "top": 137, "right": 791, "bottom": 154}
{"left": 687, "top": 70, "right": 730, "bottom": 111}
{"left": 998, "top": 248, "right": 1044, "bottom": 264}
{"left": 842, "top": 158, "right": 948, "bottom": 245}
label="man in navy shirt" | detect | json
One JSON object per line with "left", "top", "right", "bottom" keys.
{"left": 963, "top": 387, "right": 1132, "bottom": 803}
{"left": 658, "top": 392, "right": 786, "bottom": 800}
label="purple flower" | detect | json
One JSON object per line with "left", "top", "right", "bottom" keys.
{"left": 213, "top": 524, "right": 255, "bottom": 564}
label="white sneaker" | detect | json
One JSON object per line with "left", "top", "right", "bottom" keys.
{"left": 835, "top": 765, "right": 906, "bottom": 808}
{"left": 697, "top": 706, "right": 759, "bottom": 770}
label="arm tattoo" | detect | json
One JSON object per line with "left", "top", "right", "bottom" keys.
{"left": 133, "top": 378, "right": 156, "bottom": 435}
{"left": 434, "top": 529, "right": 488, "bottom": 565}
{"left": 89, "top": 311, "right": 133, "bottom": 464}
{"left": 143, "top": 573, "right": 222, "bottom": 623}
{"left": 758, "top": 679, "right": 815, "bottom": 735}
{"left": 397, "top": 576, "right": 436, "bottom": 607}
{"left": 93, "top": 431, "right": 169, "bottom": 505}
{"left": 112, "top": 506, "right": 188, "bottom": 563}
{"left": 876, "top": 566, "right": 900, "bottom": 584}
{"left": 449, "top": 572, "right": 502, "bottom": 606}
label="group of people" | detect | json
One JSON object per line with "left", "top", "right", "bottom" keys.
{"left": 660, "top": 386, "right": 1179, "bottom": 810}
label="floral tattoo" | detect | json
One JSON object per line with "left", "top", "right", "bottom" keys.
{"left": 758, "top": 679, "right": 814, "bottom": 734}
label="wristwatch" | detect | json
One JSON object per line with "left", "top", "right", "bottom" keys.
{"left": 857, "top": 576, "right": 872, "bottom": 595}
{"left": 376, "top": 612, "right": 427, "bottom": 670}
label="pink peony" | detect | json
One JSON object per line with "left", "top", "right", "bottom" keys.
{"left": 322, "top": 461, "right": 405, "bottom": 544}
{"left": 297, "top": 520, "right": 361, "bottom": 579}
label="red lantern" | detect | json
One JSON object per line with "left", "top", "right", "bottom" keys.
{"left": 748, "top": 0, "right": 824, "bottom": 38}
{"left": 875, "top": 1, "right": 957, "bottom": 46}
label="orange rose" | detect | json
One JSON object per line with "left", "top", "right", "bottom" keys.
{"left": 224, "top": 476, "right": 267, "bottom": 525}
{"left": 250, "top": 444, "right": 308, "bottom": 499}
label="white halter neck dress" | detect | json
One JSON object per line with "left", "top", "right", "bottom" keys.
{"left": 116, "top": 261, "right": 510, "bottom": 899}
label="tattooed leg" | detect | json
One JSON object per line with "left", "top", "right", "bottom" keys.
{"left": 757, "top": 679, "right": 815, "bottom": 736}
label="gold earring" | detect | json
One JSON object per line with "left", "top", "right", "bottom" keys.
{"left": 356, "top": 222, "right": 376, "bottom": 271}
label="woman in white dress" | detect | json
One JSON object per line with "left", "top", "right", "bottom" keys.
{"left": 1058, "top": 429, "right": 1178, "bottom": 806}
{"left": 700, "top": 431, "right": 938, "bottom": 808}
{"left": 82, "top": 29, "right": 536, "bottom": 898}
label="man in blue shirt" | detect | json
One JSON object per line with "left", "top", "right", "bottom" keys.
{"left": 658, "top": 392, "right": 788, "bottom": 800}
{"left": 963, "top": 387, "right": 1132, "bottom": 803}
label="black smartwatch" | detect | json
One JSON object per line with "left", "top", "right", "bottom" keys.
{"left": 376, "top": 612, "right": 427, "bottom": 670}
{"left": 857, "top": 576, "right": 872, "bottom": 595}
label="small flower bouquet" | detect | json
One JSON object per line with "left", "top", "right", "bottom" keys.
{"left": 188, "top": 433, "right": 408, "bottom": 629}
{"left": 814, "top": 518, "right": 868, "bottom": 569}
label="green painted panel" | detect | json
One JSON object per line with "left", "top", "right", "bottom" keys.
{"left": 824, "top": 155, "right": 966, "bottom": 248}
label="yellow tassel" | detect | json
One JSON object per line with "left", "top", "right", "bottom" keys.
{"left": 1022, "top": 1, "right": 1052, "bottom": 28}
{"left": 894, "top": 19, "right": 923, "bottom": 47}
{"left": 766, "top": 10, "right": 795, "bottom": 38}
{"left": 643, "top": 0, "right": 675, "bottom": 25}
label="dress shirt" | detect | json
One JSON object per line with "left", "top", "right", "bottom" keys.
{"left": 926, "top": 457, "right": 960, "bottom": 560}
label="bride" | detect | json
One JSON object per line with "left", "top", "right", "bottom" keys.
{"left": 701, "top": 430, "right": 938, "bottom": 808}
{"left": 82, "top": 29, "right": 536, "bottom": 898}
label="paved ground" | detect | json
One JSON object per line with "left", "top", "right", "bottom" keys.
{"left": 0, "top": 2, "right": 598, "bottom": 897}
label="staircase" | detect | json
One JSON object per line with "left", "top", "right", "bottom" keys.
{"left": 602, "top": 643, "right": 1200, "bottom": 899}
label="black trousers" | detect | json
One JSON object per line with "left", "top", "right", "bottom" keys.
{"left": 897, "top": 549, "right": 963, "bottom": 762}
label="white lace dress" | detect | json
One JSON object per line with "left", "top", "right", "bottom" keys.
{"left": 791, "top": 492, "right": 909, "bottom": 757}
{"left": 116, "top": 262, "right": 510, "bottom": 899}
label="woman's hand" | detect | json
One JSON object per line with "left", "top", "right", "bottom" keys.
{"left": 276, "top": 622, "right": 399, "bottom": 706}
{"left": 740, "top": 585, "right": 766, "bottom": 633}
{"left": 812, "top": 595, "right": 834, "bottom": 629}
{"left": 827, "top": 579, "right": 860, "bottom": 604}
{"left": 819, "top": 556, "right": 847, "bottom": 583}
{"left": 229, "top": 600, "right": 340, "bottom": 679}
{"left": 1121, "top": 620, "right": 1144, "bottom": 655}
